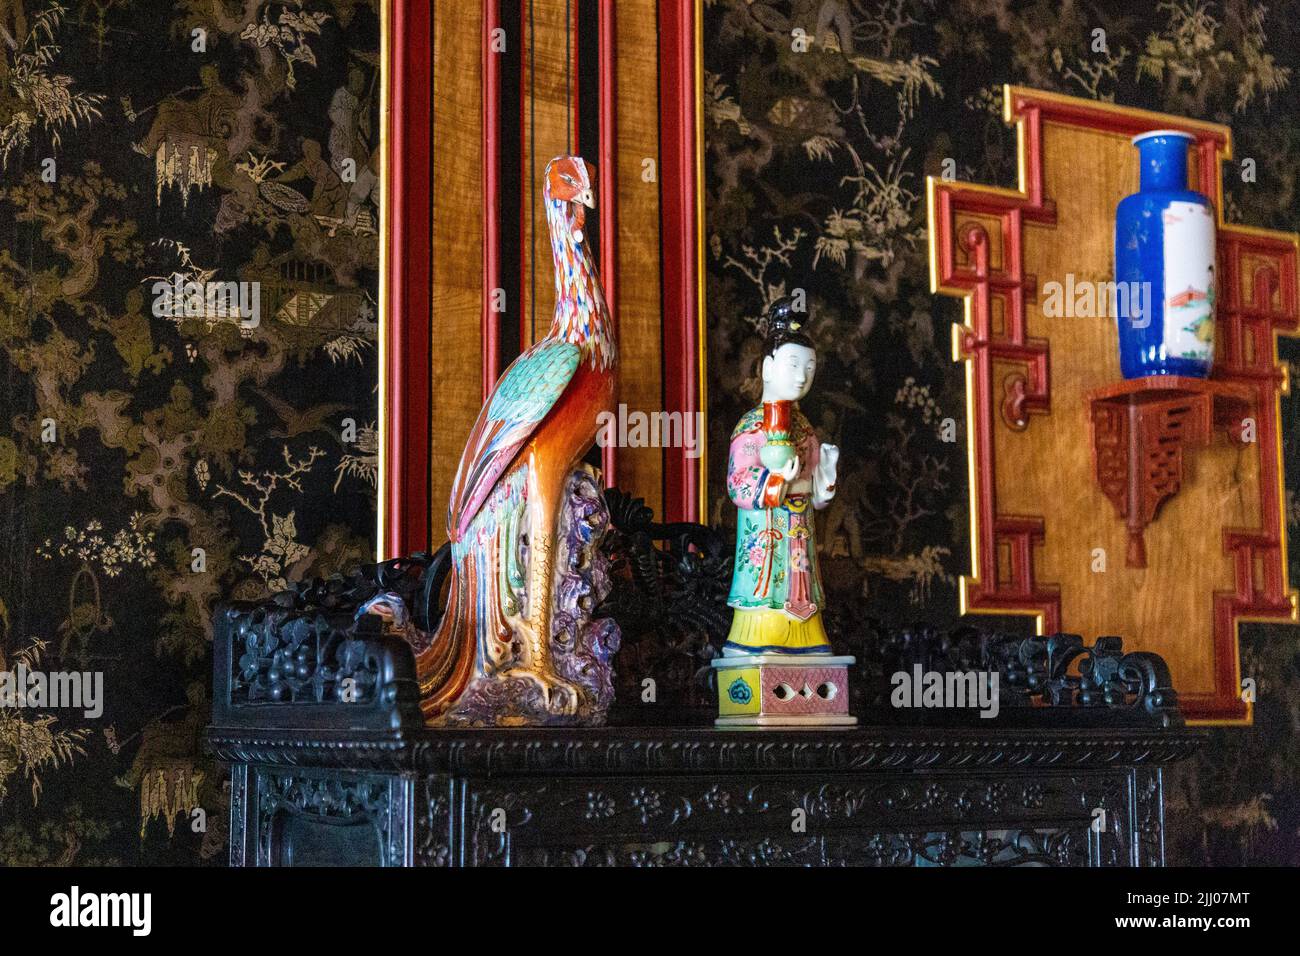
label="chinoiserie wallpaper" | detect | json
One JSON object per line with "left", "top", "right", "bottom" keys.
{"left": 2, "top": 0, "right": 1299, "bottom": 868}
{"left": 703, "top": 0, "right": 1300, "bottom": 865}
{"left": 0, "top": 0, "right": 380, "bottom": 863}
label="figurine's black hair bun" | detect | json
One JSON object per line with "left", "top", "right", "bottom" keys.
{"left": 761, "top": 296, "right": 814, "bottom": 357}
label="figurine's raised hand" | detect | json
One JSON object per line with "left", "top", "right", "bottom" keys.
{"left": 819, "top": 444, "right": 839, "bottom": 483}
{"left": 814, "top": 443, "right": 839, "bottom": 505}
{"left": 777, "top": 455, "right": 801, "bottom": 483}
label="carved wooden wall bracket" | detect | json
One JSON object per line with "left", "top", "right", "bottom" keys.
{"left": 1088, "top": 377, "right": 1253, "bottom": 568}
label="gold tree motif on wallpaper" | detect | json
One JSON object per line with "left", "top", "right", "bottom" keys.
{"left": 0, "top": 3, "right": 105, "bottom": 166}
{"left": 213, "top": 444, "right": 326, "bottom": 592}
{"left": 0, "top": 640, "right": 88, "bottom": 805}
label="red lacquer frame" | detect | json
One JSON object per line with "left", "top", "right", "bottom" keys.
{"left": 659, "top": 0, "right": 706, "bottom": 524}
{"left": 380, "top": 0, "right": 706, "bottom": 557}
{"left": 928, "top": 86, "right": 1299, "bottom": 723}
{"left": 380, "top": 0, "right": 432, "bottom": 559}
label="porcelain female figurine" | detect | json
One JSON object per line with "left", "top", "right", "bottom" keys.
{"left": 725, "top": 298, "right": 839, "bottom": 655}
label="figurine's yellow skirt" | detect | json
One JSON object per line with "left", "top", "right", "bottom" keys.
{"left": 724, "top": 608, "right": 833, "bottom": 655}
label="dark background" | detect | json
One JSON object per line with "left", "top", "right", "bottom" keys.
{"left": 0, "top": 0, "right": 380, "bottom": 864}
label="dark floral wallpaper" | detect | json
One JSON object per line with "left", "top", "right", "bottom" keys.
{"left": 0, "top": 0, "right": 379, "bottom": 863}
{"left": 703, "top": 0, "right": 1300, "bottom": 865}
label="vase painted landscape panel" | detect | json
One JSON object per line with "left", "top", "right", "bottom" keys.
{"left": 1162, "top": 201, "right": 1217, "bottom": 364}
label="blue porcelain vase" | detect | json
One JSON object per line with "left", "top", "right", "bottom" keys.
{"left": 1114, "top": 130, "right": 1217, "bottom": 378}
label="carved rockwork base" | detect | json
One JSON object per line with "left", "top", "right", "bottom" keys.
{"left": 713, "top": 654, "right": 857, "bottom": 727}
{"left": 437, "top": 466, "right": 622, "bottom": 728}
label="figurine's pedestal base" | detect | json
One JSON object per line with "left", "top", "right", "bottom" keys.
{"left": 712, "top": 654, "right": 857, "bottom": 728}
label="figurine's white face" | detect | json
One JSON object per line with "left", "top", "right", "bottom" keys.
{"left": 761, "top": 342, "right": 816, "bottom": 402}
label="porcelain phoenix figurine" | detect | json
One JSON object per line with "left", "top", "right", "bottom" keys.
{"left": 416, "top": 156, "right": 620, "bottom": 726}
{"left": 713, "top": 298, "right": 855, "bottom": 726}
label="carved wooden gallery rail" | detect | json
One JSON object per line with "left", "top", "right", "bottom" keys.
{"left": 208, "top": 491, "right": 1203, "bottom": 867}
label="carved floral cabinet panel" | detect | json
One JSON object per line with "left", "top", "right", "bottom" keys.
{"left": 215, "top": 725, "right": 1196, "bottom": 868}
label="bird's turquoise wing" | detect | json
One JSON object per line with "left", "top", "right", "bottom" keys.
{"left": 448, "top": 340, "right": 581, "bottom": 538}
{"left": 487, "top": 340, "right": 580, "bottom": 422}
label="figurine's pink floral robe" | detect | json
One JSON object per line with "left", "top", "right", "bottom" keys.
{"left": 726, "top": 404, "right": 826, "bottom": 618}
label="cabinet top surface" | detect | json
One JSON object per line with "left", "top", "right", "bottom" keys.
{"left": 207, "top": 721, "right": 1206, "bottom": 776}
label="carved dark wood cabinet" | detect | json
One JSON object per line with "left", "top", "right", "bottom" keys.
{"left": 208, "top": 491, "right": 1203, "bottom": 867}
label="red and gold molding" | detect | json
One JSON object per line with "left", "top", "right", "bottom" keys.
{"left": 594, "top": 1, "right": 617, "bottom": 486}
{"left": 929, "top": 85, "right": 1298, "bottom": 724}
{"left": 482, "top": 0, "right": 504, "bottom": 401}
{"left": 659, "top": 0, "right": 708, "bottom": 523}
{"left": 380, "top": 0, "right": 434, "bottom": 559}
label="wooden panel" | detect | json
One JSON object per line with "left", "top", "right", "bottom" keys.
{"left": 612, "top": 0, "right": 663, "bottom": 516}
{"left": 1000, "top": 122, "right": 1253, "bottom": 697}
{"left": 386, "top": 0, "right": 702, "bottom": 546}
{"left": 520, "top": 0, "right": 579, "bottom": 349}
{"left": 929, "top": 86, "right": 1298, "bottom": 724}
{"left": 430, "top": 3, "right": 486, "bottom": 544}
